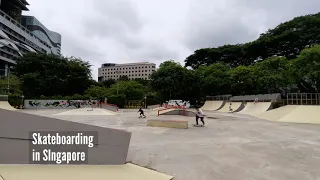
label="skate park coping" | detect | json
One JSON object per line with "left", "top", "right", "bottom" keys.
{"left": 229, "top": 93, "right": 281, "bottom": 102}
{"left": 206, "top": 94, "right": 232, "bottom": 100}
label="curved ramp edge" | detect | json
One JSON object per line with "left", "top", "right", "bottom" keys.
{"left": 253, "top": 105, "right": 299, "bottom": 121}
{"left": 0, "top": 163, "right": 174, "bottom": 180}
{"left": 0, "top": 101, "right": 17, "bottom": 111}
{"left": 218, "top": 102, "right": 244, "bottom": 113}
{"left": 277, "top": 105, "right": 320, "bottom": 124}
{"left": 201, "top": 101, "right": 224, "bottom": 111}
{"left": 239, "top": 102, "right": 272, "bottom": 115}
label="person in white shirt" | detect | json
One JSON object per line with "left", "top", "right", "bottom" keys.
{"left": 195, "top": 107, "right": 205, "bottom": 126}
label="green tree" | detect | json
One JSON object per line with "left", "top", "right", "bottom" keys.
{"left": 107, "top": 81, "right": 145, "bottom": 100}
{"left": 150, "top": 60, "right": 199, "bottom": 100}
{"left": 292, "top": 45, "right": 320, "bottom": 92}
{"left": 252, "top": 56, "right": 293, "bottom": 94}
{"left": 14, "top": 53, "right": 93, "bottom": 97}
{"left": 194, "top": 63, "right": 232, "bottom": 96}
{"left": 230, "top": 66, "right": 256, "bottom": 95}
{"left": 84, "top": 85, "right": 108, "bottom": 98}
{"left": 185, "top": 12, "right": 320, "bottom": 69}
{"left": 101, "top": 79, "right": 116, "bottom": 88}
{"left": 0, "top": 73, "right": 22, "bottom": 95}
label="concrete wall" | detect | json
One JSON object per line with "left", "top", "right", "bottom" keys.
{"left": 24, "top": 100, "right": 98, "bottom": 109}
{"left": 162, "top": 109, "right": 196, "bottom": 117}
{"left": 0, "top": 109, "right": 131, "bottom": 165}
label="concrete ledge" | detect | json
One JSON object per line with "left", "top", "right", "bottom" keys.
{"left": 147, "top": 119, "right": 188, "bottom": 129}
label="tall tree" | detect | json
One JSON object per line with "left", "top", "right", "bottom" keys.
{"left": 292, "top": 45, "right": 320, "bottom": 92}
{"left": 185, "top": 12, "right": 320, "bottom": 69}
{"left": 194, "top": 63, "right": 232, "bottom": 96}
{"left": 150, "top": 60, "right": 199, "bottom": 100}
{"left": 14, "top": 53, "right": 93, "bottom": 97}
{"left": 252, "top": 56, "right": 293, "bottom": 94}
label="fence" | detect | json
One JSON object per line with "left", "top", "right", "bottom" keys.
{"left": 229, "top": 93, "right": 281, "bottom": 102}
{"left": 286, "top": 93, "right": 320, "bottom": 105}
{"left": 206, "top": 95, "right": 232, "bottom": 100}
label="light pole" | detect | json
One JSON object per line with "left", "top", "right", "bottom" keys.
{"left": 116, "top": 71, "right": 120, "bottom": 95}
{"left": 144, "top": 96, "right": 147, "bottom": 109}
{"left": 21, "top": 95, "right": 24, "bottom": 108}
{"left": 6, "top": 64, "right": 10, "bottom": 94}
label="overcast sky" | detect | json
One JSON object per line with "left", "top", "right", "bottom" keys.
{"left": 24, "top": 0, "right": 320, "bottom": 80}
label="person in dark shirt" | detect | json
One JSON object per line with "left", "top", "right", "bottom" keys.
{"left": 138, "top": 107, "right": 146, "bottom": 118}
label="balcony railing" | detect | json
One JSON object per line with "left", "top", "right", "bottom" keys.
{"left": 0, "top": 9, "right": 50, "bottom": 52}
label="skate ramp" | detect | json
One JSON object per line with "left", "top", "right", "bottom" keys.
{"left": 277, "top": 105, "right": 320, "bottom": 124}
{"left": 159, "top": 109, "right": 196, "bottom": 117}
{"left": 218, "top": 102, "right": 245, "bottom": 113}
{"left": 0, "top": 101, "right": 17, "bottom": 111}
{"left": 147, "top": 119, "right": 188, "bottom": 129}
{"left": 0, "top": 163, "right": 174, "bottom": 180}
{"left": 54, "top": 108, "right": 116, "bottom": 116}
{"left": 0, "top": 108, "right": 131, "bottom": 165}
{"left": 254, "top": 105, "right": 298, "bottom": 121}
{"left": 201, "top": 101, "right": 225, "bottom": 111}
{"left": 158, "top": 108, "right": 176, "bottom": 115}
{"left": 239, "top": 102, "right": 272, "bottom": 115}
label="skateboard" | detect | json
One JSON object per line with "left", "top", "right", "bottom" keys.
{"left": 139, "top": 116, "right": 146, "bottom": 118}
{"left": 192, "top": 124, "right": 204, "bottom": 127}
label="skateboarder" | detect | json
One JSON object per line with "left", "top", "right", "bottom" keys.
{"left": 195, "top": 107, "right": 205, "bottom": 126}
{"left": 138, "top": 107, "right": 146, "bottom": 118}
{"left": 229, "top": 103, "right": 233, "bottom": 112}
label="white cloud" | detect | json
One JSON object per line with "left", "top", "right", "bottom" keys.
{"left": 24, "top": 0, "right": 320, "bottom": 80}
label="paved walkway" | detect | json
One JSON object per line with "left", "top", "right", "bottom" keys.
{"left": 22, "top": 109, "right": 320, "bottom": 180}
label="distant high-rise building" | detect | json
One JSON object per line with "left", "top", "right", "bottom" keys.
{"left": 0, "top": 0, "right": 62, "bottom": 77}
{"left": 98, "top": 62, "right": 156, "bottom": 82}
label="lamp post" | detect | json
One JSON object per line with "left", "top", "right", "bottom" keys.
{"left": 1, "top": 64, "right": 10, "bottom": 94}
{"left": 21, "top": 95, "right": 24, "bottom": 109}
{"left": 116, "top": 71, "right": 120, "bottom": 95}
{"left": 144, "top": 96, "right": 147, "bottom": 109}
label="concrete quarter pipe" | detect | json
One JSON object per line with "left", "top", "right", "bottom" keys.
{"left": 255, "top": 105, "right": 320, "bottom": 124}
{"left": 253, "top": 105, "right": 298, "bottom": 121}
{"left": 201, "top": 101, "right": 224, "bottom": 111}
{"left": 218, "top": 102, "right": 245, "bottom": 113}
{"left": 0, "top": 101, "right": 17, "bottom": 111}
{"left": 238, "top": 102, "right": 272, "bottom": 115}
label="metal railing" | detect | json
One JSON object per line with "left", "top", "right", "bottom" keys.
{"left": 286, "top": 93, "right": 320, "bottom": 105}
{"left": 0, "top": 9, "right": 50, "bottom": 52}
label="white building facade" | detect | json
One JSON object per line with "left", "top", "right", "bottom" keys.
{"left": 98, "top": 62, "right": 156, "bottom": 81}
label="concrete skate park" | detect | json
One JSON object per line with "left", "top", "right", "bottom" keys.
{"left": 1, "top": 93, "right": 320, "bottom": 180}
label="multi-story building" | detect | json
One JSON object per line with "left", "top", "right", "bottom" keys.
{"left": 98, "top": 62, "right": 156, "bottom": 82}
{"left": 0, "top": 0, "right": 61, "bottom": 77}
{"left": 21, "top": 16, "right": 61, "bottom": 55}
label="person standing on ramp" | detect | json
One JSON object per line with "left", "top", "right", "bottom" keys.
{"left": 195, "top": 107, "right": 205, "bottom": 126}
{"left": 138, "top": 107, "right": 146, "bottom": 118}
